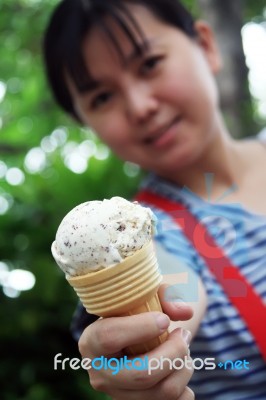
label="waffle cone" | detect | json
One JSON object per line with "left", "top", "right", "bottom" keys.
{"left": 67, "top": 240, "right": 168, "bottom": 355}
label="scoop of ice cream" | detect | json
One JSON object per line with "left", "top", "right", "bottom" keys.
{"left": 51, "top": 196, "right": 157, "bottom": 277}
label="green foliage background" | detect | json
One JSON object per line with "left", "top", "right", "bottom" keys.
{"left": 0, "top": 1, "right": 265, "bottom": 399}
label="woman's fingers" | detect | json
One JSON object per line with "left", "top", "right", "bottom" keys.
{"left": 158, "top": 284, "right": 194, "bottom": 321}
{"left": 78, "top": 298, "right": 194, "bottom": 399}
{"left": 87, "top": 327, "right": 191, "bottom": 392}
{"left": 107, "top": 366, "right": 194, "bottom": 400}
{"left": 179, "top": 387, "right": 195, "bottom": 400}
{"left": 79, "top": 312, "right": 170, "bottom": 358}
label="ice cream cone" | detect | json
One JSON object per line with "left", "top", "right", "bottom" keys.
{"left": 67, "top": 240, "right": 168, "bottom": 355}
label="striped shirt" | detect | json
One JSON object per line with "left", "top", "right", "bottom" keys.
{"left": 140, "top": 173, "right": 266, "bottom": 400}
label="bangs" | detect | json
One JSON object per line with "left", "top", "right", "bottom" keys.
{"left": 66, "top": 1, "right": 148, "bottom": 93}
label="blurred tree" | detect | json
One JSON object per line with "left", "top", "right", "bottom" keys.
{"left": 0, "top": 1, "right": 139, "bottom": 399}
{"left": 198, "top": 0, "right": 265, "bottom": 137}
{"left": 197, "top": 0, "right": 259, "bottom": 138}
{"left": 0, "top": 0, "right": 265, "bottom": 399}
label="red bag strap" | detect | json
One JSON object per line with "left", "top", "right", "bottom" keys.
{"left": 135, "top": 190, "right": 266, "bottom": 360}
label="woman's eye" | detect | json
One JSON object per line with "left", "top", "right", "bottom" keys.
{"left": 141, "top": 56, "right": 162, "bottom": 74}
{"left": 91, "top": 92, "right": 112, "bottom": 109}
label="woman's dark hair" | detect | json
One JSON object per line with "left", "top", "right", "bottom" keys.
{"left": 43, "top": 0, "right": 196, "bottom": 121}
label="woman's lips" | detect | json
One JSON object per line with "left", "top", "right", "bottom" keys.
{"left": 145, "top": 117, "right": 182, "bottom": 149}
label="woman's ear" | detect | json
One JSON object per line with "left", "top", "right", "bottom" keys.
{"left": 194, "top": 20, "right": 222, "bottom": 74}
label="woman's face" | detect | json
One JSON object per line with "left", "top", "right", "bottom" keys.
{"left": 67, "top": 4, "right": 221, "bottom": 178}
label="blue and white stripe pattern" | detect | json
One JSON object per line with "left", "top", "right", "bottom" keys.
{"left": 141, "top": 173, "right": 266, "bottom": 400}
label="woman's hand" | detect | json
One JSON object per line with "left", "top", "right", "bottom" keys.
{"left": 78, "top": 290, "right": 194, "bottom": 400}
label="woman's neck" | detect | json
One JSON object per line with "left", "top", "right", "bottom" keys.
{"left": 160, "top": 125, "right": 244, "bottom": 200}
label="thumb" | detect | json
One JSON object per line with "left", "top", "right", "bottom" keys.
{"left": 158, "top": 283, "right": 194, "bottom": 321}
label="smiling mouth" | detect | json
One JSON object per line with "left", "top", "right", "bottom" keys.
{"left": 143, "top": 116, "right": 181, "bottom": 145}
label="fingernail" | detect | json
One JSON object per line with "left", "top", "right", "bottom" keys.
{"left": 182, "top": 329, "right": 192, "bottom": 346}
{"left": 164, "top": 289, "right": 187, "bottom": 306}
{"left": 155, "top": 314, "right": 170, "bottom": 331}
{"left": 164, "top": 288, "right": 179, "bottom": 302}
{"left": 173, "top": 300, "right": 188, "bottom": 307}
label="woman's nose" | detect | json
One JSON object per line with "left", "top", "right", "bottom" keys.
{"left": 125, "top": 82, "right": 159, "bottom": 124}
